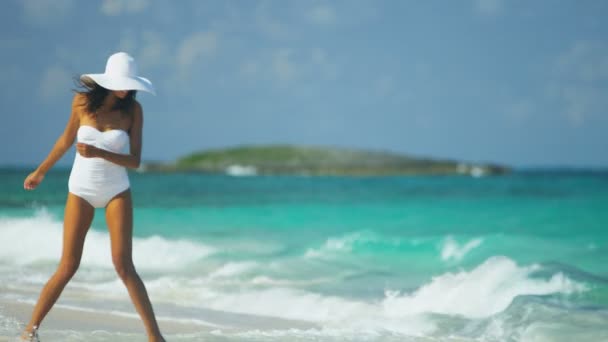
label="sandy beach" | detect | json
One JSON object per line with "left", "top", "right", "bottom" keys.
{"left": 0, "top": 298, "right": 319, "bottom": 341}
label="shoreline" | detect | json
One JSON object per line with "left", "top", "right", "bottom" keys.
{"left": 1, "top": 299, "right": 210, "bottom": 336}
{"left": 0, "top": 298, "right": 319, "bottom": 340}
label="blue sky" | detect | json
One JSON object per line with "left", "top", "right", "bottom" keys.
{"left": 1, "top": 0, "right": 607, "bottom": 168}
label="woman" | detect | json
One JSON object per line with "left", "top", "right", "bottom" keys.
{"left": 21, "top": 52, "right": 165, "bottom": 342}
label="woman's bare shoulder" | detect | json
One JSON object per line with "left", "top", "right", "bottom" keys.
{"left": 69, "top": 93, "right": 88, "bottom": 124}
{"left": 71, "top": 92, "right": 88, "bottom": 110}
{"left": 132, "top": 99, "right": 143, "bottom": 118}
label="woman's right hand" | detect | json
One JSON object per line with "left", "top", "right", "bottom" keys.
{"left": 24, "top": 170, "right": 45, "bottom": 190}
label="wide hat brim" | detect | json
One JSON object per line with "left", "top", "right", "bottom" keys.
{"left": 80, "top": 73, "right": 156, "bottom": 96}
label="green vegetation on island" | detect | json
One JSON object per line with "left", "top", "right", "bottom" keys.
{"left": 139, "top": 144, "right": 510, "bottom": 177}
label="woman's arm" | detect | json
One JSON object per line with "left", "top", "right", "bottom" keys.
{"left": 89, "top": 148, "right": 141, "bottom": 169}
{"left": 79, "top": 101, "right": 143, "bottom": 169}
{"left": 24, "top": 94, "right": 82, "bottom": 190}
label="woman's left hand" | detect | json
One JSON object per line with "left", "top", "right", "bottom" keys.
{"left": 76, "top": 143, "right": 101, "bottom": 158}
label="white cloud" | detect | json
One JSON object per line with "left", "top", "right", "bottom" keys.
{"left": 254, "top": 2, "right": 290, "bottom": 40}
{"left": 272, "top": 49, "right": 298, "bottom": 83}
{"left": 101, "top": 0, "right": 149, "bottom": 16}
{"left": 475, "top": 0, "right": 503, "bottom": 15}
{"left": 555, "top": 41, "right": 608, "bottom": 82}
{"left": 139, "top": 31, "right": 169, "bottom": 69}
{"left": 239, "top": 47, "right": 338, "bottom": 87}
{"left": 550, "top": 41, "right": 608, "bottom": 125}
{"left": 308, "top": 5, "right": 336, "bottom": 25}
{"left": 117, "top": 29, "right": 138, "bottom": 54}
{"left": 115, "top": 30, "right": 168, "bottom": 70}
{"left": 39, "top": 66, "right": 72, "bottom": 101}
{"left": 21, "top": 0, "right": 73, "bottom": 26}
{"left": 557, "top": 85, "right": 599, "bottom": 126}
{"left": 176, "top": 31, "right": 218, "bottom": 69}
{"left": 167, "top": 31, "right": 219, "bottom": 90}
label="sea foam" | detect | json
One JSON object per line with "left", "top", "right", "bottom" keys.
{"left": 440, "top": 235, "right": 483, "bottom": 262}
{"left": 382, "top": 256, "right": 586, "bottom": 318}
{"left": 304, "top": 229, "right": 403, "bottom": 259}
{"left": 0, "top": 209, "right": 215, "bottom": 271}
{"left": 133, "top": 256, "right": 586, "bottom": 335}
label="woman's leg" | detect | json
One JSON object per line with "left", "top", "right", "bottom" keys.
{"left": 105, "top": 189, "right": 164, "bottom": 342}
{"left": 23, "top": 193, "right": 94, "bottom": 335}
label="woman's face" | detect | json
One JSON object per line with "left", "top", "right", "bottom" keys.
{"left": 112, "top": 90, "right": 129, "bottom": 99}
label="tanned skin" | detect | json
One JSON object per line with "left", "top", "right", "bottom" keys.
{"left": 22, "top": 91, "right": 165, "bottom": 342}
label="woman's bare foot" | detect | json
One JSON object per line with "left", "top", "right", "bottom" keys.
{"left": 19, "top": 324, "right": 39, "bottom": 341}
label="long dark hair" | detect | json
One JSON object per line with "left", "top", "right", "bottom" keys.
{"left": 73, "top": 76, "right": 137, "bottom": 116}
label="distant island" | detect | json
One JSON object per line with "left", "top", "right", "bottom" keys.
{"left": 138, "top": 144, "right": 510, "bottom": 177}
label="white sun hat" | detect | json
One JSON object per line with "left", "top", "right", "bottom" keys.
{"left": 80, "top": 52, "right": 156, "bottom": 95}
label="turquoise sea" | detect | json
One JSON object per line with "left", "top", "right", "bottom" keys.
{"left": 1, "top": 168, "right": 607, "bottom": 341}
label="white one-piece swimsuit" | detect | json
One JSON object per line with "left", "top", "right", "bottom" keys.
{"left": 68, "top": 125, "right": 130, "bottom": 208}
